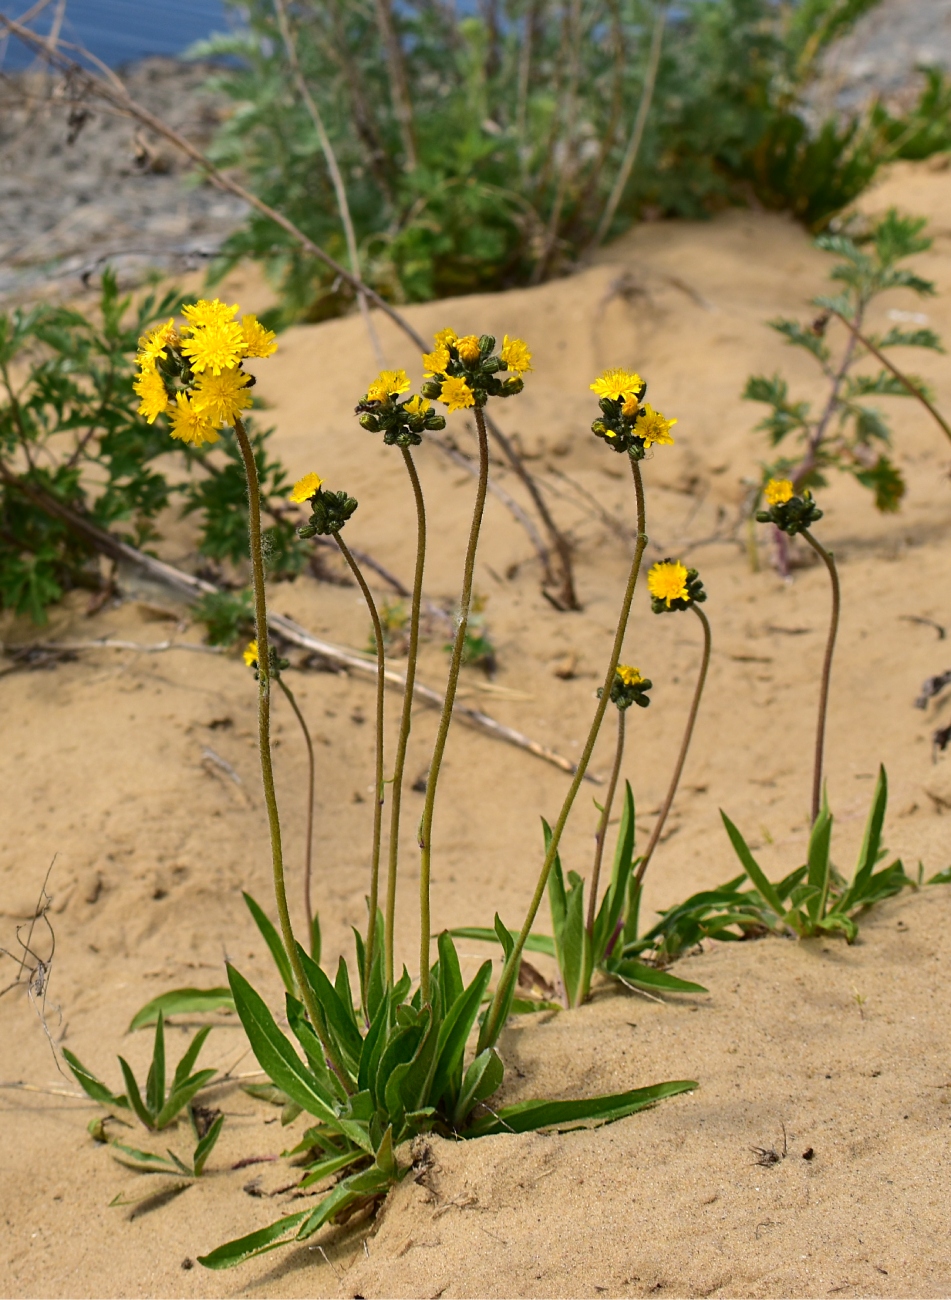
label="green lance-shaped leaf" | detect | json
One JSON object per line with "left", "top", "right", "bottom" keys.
{"left": 155, "top": 1068, "right": 217, "bottom": 1131}
{"left": 198, "top": 1211, "right": 311, "bottom": 1270}
{"left": 145, "top": 1011, "right": 166, "bottom": 1120}
{"left": 227, "top": 964, "right": 372, "bottom": 1153}
{"left": 192, "top": 1112, "right": 225, "bottom": 1176}
{"left": 128, "top": 988, "right": 235, "bottom": 1032}
{"left": 454, "top": 1048, "right": 504, "bottom": 1127}
{"left": 593, "top": 781, "right": 636, "bottom": 960}
{"left": 839, "top": 765, "right": 887, "bottom": 911}
{"left": 467, "top": 1079, "right": 697, "bottom": 1137}
{"left": 428, "top": 957, "right": 493, "bottom": 1109}
{"left": 559, "top": 872, "right": 593, "bottom": 1008}
{"left": 61, "top": 1048, "right": 130, "bottom": 1111}
{"left": 447, "top": 927, "right": 556, "bottom": 957}
{"left": 118, "top": 1057, "right": 157, "bottom": 1130}
{"left": 297, "top": 1148, "right": 367, "bottom": 1190}
{"left": 296, "top": 945, "right": 363, "bottom": 1083}
{"left": 242, "top": 891, "right": 294, "bottom": 995}
{"left": 170, "top": 1026, "right": 213, "bottom": 1093}
{"left": 607, "top": 958, "right": 707, "bottom": 995}
{"left": 720, "top": 811, "right": 786, "bottom": 917}
{"left": 805, "top": 797, "right": 834, "bottom": 923}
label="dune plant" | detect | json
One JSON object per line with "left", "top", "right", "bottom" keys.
{"left": 119, "top": 307, "right": 694, "bottom": 1267}
{"left": 744, "top": 210, "right": 944, "bottom": 521}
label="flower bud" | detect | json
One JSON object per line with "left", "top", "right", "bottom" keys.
{"left": 359, "top": 413, "right": 381, "bottom": 432}
{"left": 478, "top": 334, "right": 496, "bottom": 355}
{"left": 420, "top": 379, "right": 443, "bottom": 400}
{"left": 425, "top": 414, "right": 447, "bottom": 430}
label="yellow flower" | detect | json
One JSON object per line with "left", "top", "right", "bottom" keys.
{"left": 405, "top": 395, "right": 431, "bottom": 416}
{"left": 590, "top": 368, "right": 644, "bottom": 402}
{"left": 616, "top": 664, "right": 645, "bottom": 687}
{"left": 243, "top": 640, "right": 258, "bottom": 668}
{"left": 765, "top": 477, "right": 794, "bottom": 506}
{"left": 439, "top": 375, "right": 475, "bottom": 413}
{"left": 635, "top": 404, "right": 677, "bottom": 448}
{"left": 365, "top": 369, "right": 411, "bottom": 403}
{"left": 167, "top": 392, "right": 220, "bottom": 448}
{"left": 501, "top": 334, "right": 532, "bottom": 374}
{"left": 456, "top": 334, "right": 482, "bottom": 364}
{"left": 191, "top": 367, "right": 253, "bottom": 427}
{"left": 241, "top": 314, "right": 278, "bottom": 358}
{"left": 137, "top": 318, "right": 178, "bottom": 366}
{"left": 133, "top": 367, "right": 170, "bottom": 423}
{"left": 433, "top": 327, "right": 458, "bottom": 347}
{"left": 647, "top": 560, "right": 689, "bottom": 608}
{"left": 180, "top": 320, "right": 246, "bottom": 376}
{"left": 289, "top": 472, "right": 324, "bottom": 503}
{"left": 181, "top": 298, "right": 239, "bottom": 330}
{"left": 422, "top": 345, "right": 451, "bottom": 376}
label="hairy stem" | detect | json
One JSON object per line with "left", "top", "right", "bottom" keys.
{"left": 481, "top": 457, "right": 648, "bottom": 1050}
{"left": 586, "top": 707, "right": 626, "bottom": 935}
{"left": 232, "top": 419, "right": 349, "bottom": 1086}
{"left": 802, "top": 529, "right": 840, "bottom": 825}
{"left": 634, "top": 603, "right": 711, "bottom": 889}
{"left": 275, "top": 676, "right": 316, "bottom": 954}
{"left": 418, "top": 407, "right": 490, "bottom": 1001}
{"left": 334, "top": 531, "right": 387, "bottom": 984}
{"left": 384, "top": 447, "right": 426, "bottom": 986}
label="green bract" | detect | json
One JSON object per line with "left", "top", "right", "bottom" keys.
{"left": 756, "top": 489, "right": 823, "bottom": 536}
{"left": 297, "top": 487, "right": 359, "bottom": 537}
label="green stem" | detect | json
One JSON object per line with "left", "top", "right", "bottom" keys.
{"left": 334, "top": 531, "right": 387, "bottom": 985}
{"left": 802, "top": 529, "right": 840, "bottom": 825}
{"left": 586, "top": 707, "right": 626, "bottom": 935}
{"left": 481, "top": 456, "right": 648, "bottom": 1050}
{"left": 633, "top": 602, "right": 711, "bottom": 889}
{"left": 418, "top": 405, "right": 491, "bottom": 1001}
{"left": 384, "top": 446, "right": 426, "bottom": 987}
{"left": 275, "top": 677, "right": 316, "bottom": 953}
{"left": 232, "top": 418, "right": 350, "bottom": 1087}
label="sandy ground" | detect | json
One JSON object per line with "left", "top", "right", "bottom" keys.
{"left": 2, "top": 159, "right": 951, "bottom": 1298}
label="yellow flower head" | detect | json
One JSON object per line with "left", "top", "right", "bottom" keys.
{"left": 456, "top": 334, "right": 482, "bottom": 365}
{"left": 405, "top": 395, "right": 431, "bottom": 416}
{"left": 635, "top": 404, "right": 677, "bottom": 448}
{"left": 647, "top": 560, "right": 689, "bottom": 608}
{"left": 133, "top": 367, "right": 170, "bottom": 424}
{"left": 167, "top": 391, "right": 220, "bottom": 448}
{"left": 765, "top": 477, "right": 794, "bottom": 506}
{"left": 137, "top": 319, "right": 178, "bottom": 366}
{"left": 590, "top": 368, "right": 644, "bottom": 402}
{"left": 616, "top": 664, "right": 646, "bottom": 688}
{"left": 433, "top": 327, "right": 458, "bottom": 347}
{"left": 191, "top": 367, "right": 253, "bottom": 427}
{"left": 439, "top": 375, "right": 475, "bottom": 413}
{"left": 180, "top": 320, "right": 246, "bottom": 376}
{"left": 422, "top": 344, "right": 451, "bottom": 376}
{"left": 181, "top": 298, "right": 239, "bottom": 331}
{"left": 501, "top": 335, "right": 532, "bottom": 375}
{"left": 241, "top": 314, "right": 278, "bottom": 359}
{"left": 365, "top": 369, "right": 411, "bottom": 403}
{"left": 243, "top": 640, "right": 258, "bottom": 668}
{"left": 289, "top": 472, "right": 324, "bottom": 504}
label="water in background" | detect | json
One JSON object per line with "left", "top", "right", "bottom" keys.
{"left": 0, "top": 0, "right": 235, "bottom": 69}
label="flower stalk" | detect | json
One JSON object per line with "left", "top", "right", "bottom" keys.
{"left": 634, "top": 602, "right": 711, "bottom": 888}
{"left": 274, "top": 675, "right": 317, "bottom": 954}
{"left": 232, "top": 418, "right": 350, "bottom": 1086}
{"left": 801, "top": 529, "right": 840, "bottom": 825}
{"left": 481, "top": 455, "right": 648, "bottom": 1050}
{"left": 418, "top": 405, "right": 491, "bottom": 1001}
{"left": 333, "top": 532, "right": 387, "bottom": 983}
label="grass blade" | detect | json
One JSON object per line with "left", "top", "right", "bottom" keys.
{"left": 171, "top": 1026, "right": 212, "bottom": 1093}
{"left": 192, "top": 1112, "right": 225, "bottom": 1176}
{"left": 448, "top": 927, "right": 556, "bottom": 957}
{"left": 145, "top": 1012, "right": 166, "bottom": 1120}
{"left": 118, "top": 1057, "right": 155, "bottom": 1129}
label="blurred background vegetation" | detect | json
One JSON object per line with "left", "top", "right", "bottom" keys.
{"left": 191, "top": 0, "right": 951, "bottom": 325}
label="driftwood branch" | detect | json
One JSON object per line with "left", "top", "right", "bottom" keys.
{"left": 0, "top": 12, "right": 579, "bottom": 609}
{"left": 0, "top": 462, "right": 588, "bottom": 778}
